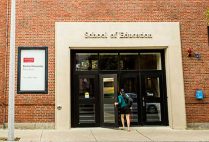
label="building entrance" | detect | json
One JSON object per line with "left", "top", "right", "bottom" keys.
{"left": 71, "top": 50, "right": 168, "bottom": 127}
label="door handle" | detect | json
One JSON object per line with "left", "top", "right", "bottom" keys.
{"left": 142, "top": 97, "right": 145, "bottom": 107}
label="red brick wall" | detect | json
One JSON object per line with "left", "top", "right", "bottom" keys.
{"left": 0, "top": 0, "right": 7, "bottom": 125}
{"left": 3, "top": 0, "right": 209, "bottom": 124}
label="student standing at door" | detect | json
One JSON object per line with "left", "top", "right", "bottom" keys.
{"left": 115, "top": 89, "right": 131, "bottom": 131}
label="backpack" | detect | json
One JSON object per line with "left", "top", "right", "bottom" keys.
{"left": 122, "top": 93, "right": 133, "bottom": 108}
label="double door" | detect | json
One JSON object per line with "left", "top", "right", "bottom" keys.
{"left": 72, "top": 72, "right": 168, "bottom": 127}
{"left": 72, "top": 74, "right": 118, "bottom": 127}
{"left": 121, "top": 71, "right": 168, "bottom": 125}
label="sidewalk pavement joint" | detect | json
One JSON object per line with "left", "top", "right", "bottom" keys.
{"left": 90, "top": 129, "right": 98, "bottom": 142}
{"left": 40, "top": 130, "right": 43, "bottom": 142}
{"left": 136, "top": 129, "right": 153, "bottom": 141}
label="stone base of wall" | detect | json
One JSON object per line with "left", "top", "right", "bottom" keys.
{"left": 1, "top": 123, "right": 55, "bottom": 129}
{"left": 2, "top": 123, "right": 209, "bottom": 129}
{"left": 187, "top": 123, "right": 209, "bottom": 130}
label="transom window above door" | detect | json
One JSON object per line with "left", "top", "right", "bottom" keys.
{"left": 76, "top": 53, "right": 98, "bottom": 71}
{"left": 74, "top": 51, "right": 163, "bottom": 71}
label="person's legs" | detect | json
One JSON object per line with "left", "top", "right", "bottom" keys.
{"left": 126, "top": 114, "right": 130, "bottom": 131}
{"left": 121, "top": 114, "right": 125, "bottom": 128}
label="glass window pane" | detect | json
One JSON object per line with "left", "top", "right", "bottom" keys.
{"left": 102, "top": 77, "right": 115, "bottom": 123}
{"left": 79, "top": 77, "right": 95, "bottom": 99}
{"left": 76, "top": 53, "right": 98, "bottom": 71}
{"left": 120, "top": 53, "right": 138, "bottom": 70}
{"left": 104, "top": 104, "right": 115, "bottom": 123}
{"left": 139, "top": 53, "right": 162, "bottom": 70}
{"left": 79, "top": 104, "right": 95, "bottom": 123}
{"left": 146, "top": 103, "right": 161, "bottom": 122}
{"left": 99, "top": 53, "right": 118, "bottom": 70}
{"left": 145, "top": 77, "right": 160, "bottom": 98}
{"left": 122, "top": 77, "right": 138, "bottom": 123}
{"left": 103, "top": 78, "right": 114, "bottom": 98}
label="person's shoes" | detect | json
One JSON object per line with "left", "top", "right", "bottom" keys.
{"left": 120, "top": 127, "right": 125, "bottom": 130}
{"left": 127, "top": 129, "right": 131, "bottom": 132}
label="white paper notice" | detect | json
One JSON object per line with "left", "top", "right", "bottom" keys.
{"left": 20, "top": 50, "right": 46, "bottom": 91}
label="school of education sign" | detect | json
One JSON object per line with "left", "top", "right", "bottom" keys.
{"left": 84, "top": 32, "right": 152, "bottom": 39}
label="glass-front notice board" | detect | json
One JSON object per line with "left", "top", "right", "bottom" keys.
{"left": 17, "top": 47, "right": 48, "bottom": 94}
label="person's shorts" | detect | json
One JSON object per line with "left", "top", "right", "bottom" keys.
{"left": 120, "top": 106, "right": 131, "bottom": 114}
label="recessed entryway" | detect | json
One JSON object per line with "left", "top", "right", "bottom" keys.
{"left": 55, "top": 22, "right": 186, "bottom": 129}
{"left": 71, "top": 50, "right": 168, "bottom": 127}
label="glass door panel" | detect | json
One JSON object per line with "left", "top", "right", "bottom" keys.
{"left": 76, "top": 75, "right": 98, "bottom": 126}
{"left": 100, "top": 74, "right": 118, "bottom": 127}
{"left": 144, "top": 77, "right": 161, "bottom": 98}
{"left": 79, "top": 77, "right": 95, "bottom": 99}
{"left": 103, "top": 77, "right": 115, "bottom": 123}
{"left": 141, "top": 71, "right": 167, "bottom": 125}
{"left": 146, "top": 102, "right": 161, "bottom": 122}
{"left": 120, "top": 73, "right": 139, "bottom": 124}
{"left": 79, "top": 104, "right": 95, "bottom": 123}
{"left": 144, "top": 76, "right": 161, "bottom": 123}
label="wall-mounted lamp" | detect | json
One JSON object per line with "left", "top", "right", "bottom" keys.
{"left": 57, "top": 105, "right": 62, "bottom": 110}
{"left": 187, "top": 48, "right": 193, "bottom": 57}
{"left": 194, "top": 52, "right": 201, "bottom": 59}
{"left": 187, "top": 48, "right": 201, "bottom": 60}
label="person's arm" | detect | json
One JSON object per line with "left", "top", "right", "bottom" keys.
{"left": 114, "top": 96, "right": 121, "bottom": 106}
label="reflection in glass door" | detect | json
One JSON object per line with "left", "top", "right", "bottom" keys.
{"left": 141, "top": 71, "right": 168, "bottom": 125}
{"left": 71, "top": 50, "right": 168, "bottom": 127}
{"left": 100, "top": 74, "right": 118, "bottom": 127}
{"left": 73, "top": 74, "right": 99, "bottom": 127}
{"left": 120, "top": 73, "right": 139, "bottom": 124}
{"left": 78, "top": 77, "right": 95, "bottom": 124}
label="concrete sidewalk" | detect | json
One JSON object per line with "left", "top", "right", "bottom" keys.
{"left": 1, "top": 127, "right": 209, "bottom": 142}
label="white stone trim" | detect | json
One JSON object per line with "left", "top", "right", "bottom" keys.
{"left": 55, "top": 22, "right": 186, "bottom": 129}
{"left": 2, "top": 123, "right": 55, "bottom": 129}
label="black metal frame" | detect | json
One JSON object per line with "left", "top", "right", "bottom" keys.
{"left": 71, "top": 49, "right": 168, "bottom": 127}
{"left": 140, "top": 71, "right": 168, "bottom": 125}
{"left": 73, "top": 73, "right": 99, "bottom": 127}
{"left": 100, "top": 74, "right": 118, "bottom": 128}
{"left": 17, "top": 47, "right": 48, "bottom": 94}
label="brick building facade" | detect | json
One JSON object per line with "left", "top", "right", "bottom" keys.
{"left": 0, "top": 0, "right": 7, "bottom": 127}
{"left": 0, "top": 0, "right": 209, "bottom": 129}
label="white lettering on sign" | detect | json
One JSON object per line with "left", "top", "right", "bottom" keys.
{"left": 84, "top": 32, "right": 152, "bottom": 39}
{"left": 84, "top": 32, "right": 108, "bottom": 39}
{"left": 23, "top": 58, "right": 34, "bottom": 63}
